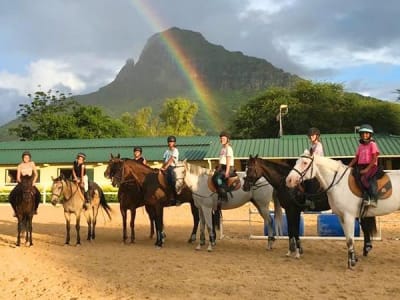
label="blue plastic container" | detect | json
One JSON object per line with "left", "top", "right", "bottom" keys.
{"left": 317, "top": 214, "right": 360, "bottom": 237}
{"left": 264, "top": 213, "right": 304, "bottom": 236}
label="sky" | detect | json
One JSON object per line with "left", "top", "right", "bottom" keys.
{"left": 1, "top": 0, "right": 399, "bottom": 125}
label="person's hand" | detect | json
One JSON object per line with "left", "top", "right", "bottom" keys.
{"left": 225, "top": 172, "right": 229, "bottom": 178}
{"left": 360, "top": 169, "right": 367, "bottom": 175}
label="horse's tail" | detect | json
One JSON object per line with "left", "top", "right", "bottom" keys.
{"left": 272, "top": 189, "right": 283, "bottom": 236}
{"left": 360, "top": 216, "right": 377, "bottom": 238}
{"left": 99, "top": 189, "right": 112, "bottom": 220}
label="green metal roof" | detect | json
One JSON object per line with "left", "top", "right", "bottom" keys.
{"left": 205, "top": 134, "right": 400, "bottom": 160}
{"left": 0, "top": 136, "right": 220, "bottom": 164}
{"left": 1, "top": 134, "right": 399, "bottom": 164}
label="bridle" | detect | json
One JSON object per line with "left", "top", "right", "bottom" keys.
{"left": 291, "top": 154, "right": 350, "bottom": 195}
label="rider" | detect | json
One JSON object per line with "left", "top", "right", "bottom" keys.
{"left": 133, "top": 146, "right": 148, "bottom": 165}
{"left": 72, "top": 152, "right": 90, "bottom": 209}
{"left": 302, "top": 128, "right": 325, "bottom": 210}
{"left": 9, "top": 151, "right": 41, "bottom": 216}
{"left": 307, "top": 127, "right": 324, "bottom": 156}
{"left": 161, "top": 136, "right": 179, "bottom": 205}
{"left": 213, "top": 131, "right": 235, "bottom": 202}
{"left": 348, "top": 124, "right": 380, "bottom": 207}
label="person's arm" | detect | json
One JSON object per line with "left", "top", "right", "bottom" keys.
{"left": 80, "top": 164, "right": 85, "bottom": 183}
{"left": 143, "top": 158, "right": 148, "bottom": 166}
{"left": 348, "top": 155, "right": 358, "bottom": 168}
{"left": 72, "top": 164, "right": 78, "bottom": 181}
{"left": 31, "top": 162, "right": 38, "bottom": 185}
{"left": 225, "top": 156, "right": 231, "bottom": 178}
{"left": 16, "top": 164, "right": 22, "bottom": 183}
{"left": 162, "top": 156, "right": 174, "bottom": 170}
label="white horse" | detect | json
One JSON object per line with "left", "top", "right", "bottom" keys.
{"left": 173, "top": 160, "right": 282, "bottom": 252}
{"left": 286, "top": 150, "right": 400, "bottom": 268}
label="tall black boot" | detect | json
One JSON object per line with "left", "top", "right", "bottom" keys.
{"left": 83, "top": 191, "right": 90, "bottom": 209}
{"left": 368, "top": 181, "right": 378, "bottom": 208}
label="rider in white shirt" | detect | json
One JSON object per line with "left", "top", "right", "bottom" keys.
{"left": 161, "top": 136, "right": 179, "bottom": 205}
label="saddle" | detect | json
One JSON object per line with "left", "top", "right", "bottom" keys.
{"left": 208, "top": 172, "right": 241, "bottom": 193}
{"left": 348, "top": 172, "right": 392, "bottom": 200}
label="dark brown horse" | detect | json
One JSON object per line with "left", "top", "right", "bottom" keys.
{"left": 9, "top": 175, "right": 38, "bottom": 246}
{"left": 104, "top": 154, "right": 204, "bottom": 247}
{"left": 243, "top": 155, "right": 376, "bottom": 258}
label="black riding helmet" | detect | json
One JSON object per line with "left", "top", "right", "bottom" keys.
{"left": 21, "top": 151, "right": 31, "bottom": 159}
{"left": 133, "top": 146, "right": 142, "bottom": 153}
{"left": 307, "top": 127, "right": 320, "bottom": 137}
{"left": 167, "top": 136, "right": 176, "bottom": 143}
{"left": 219, "top": 131, "right": 230, "bottom": 140}
{"left": 77, "top": 152, "right": 86, "bottom": 159}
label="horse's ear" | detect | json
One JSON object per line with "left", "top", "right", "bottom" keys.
{"left": 183, "top": 159, "right": 187, "bottom": 163}
{"left": 249, "top": 155, "right": 253, "bottom": 159}
{"left": 117, "top": 153, "right": 121, "bottom": 159}
{"left": 255, "top": 154, "right": 258, "bottom": 159}
{"left": 110, "top": 153, "right": 114, "bottom": 159}
{"left": 51, "top": 176, "right": 54, "bottom": 181}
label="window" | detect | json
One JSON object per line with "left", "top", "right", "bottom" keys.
{"left": 5, "top": 169, "right": 40, "bottom": 185}
{"left": 58, "top": 168, "right": 93, "bottom": 181}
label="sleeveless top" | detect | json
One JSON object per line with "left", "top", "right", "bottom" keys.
{"left": 135, "top": 156, "right": 146, "bottom": 164}
{"left": 73, "top": 161, "right": 86, "bottom": 178}
{"left": 18, "top": 161, "right": 35, "bottom": 176}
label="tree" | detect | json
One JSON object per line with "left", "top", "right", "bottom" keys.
{"left": 232, "top": 81, "right": 400, "bottom": 138}
{"left": 121, "top": 107, "right": 159, "bottom": 136}
{"left": 158, "top": 98, "right": 204, "bottom": 136}
{"left": 10, "top": 89, "right": 130, "bottom": 140}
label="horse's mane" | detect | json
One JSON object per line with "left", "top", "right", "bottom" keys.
{"left": 186, "top": 162, "right": 210, "bottom": 176}
{"left": 314, "top": 154, "right": 346, "bottom": 171}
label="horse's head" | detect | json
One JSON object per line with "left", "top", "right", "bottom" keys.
{"left": 173, "top": 160, "right": 187, "bottom": 195}
{"left": 243, "top": 155, "right": 262, "bottom": 191}
{"left": 286, "top": 150, "right": 314, "bottom": 188}
{"left": 50, "top": 175, "right": 65, "bottom": 206}
{"left": 104, "top": 153, "right": 123, "bottom": 187}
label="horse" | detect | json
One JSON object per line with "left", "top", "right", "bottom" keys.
{"left": 8, "top": 175, "right": 38, "bottom": 246}
{"left": 244, "top": 155, "right": 376, "bottom": 260}
{"left": 173, "top": 160, "right": 282, "bottom": 252}
{"left": 50, "top": 175, "right": 112, "bottom": 245}
{"left": 285, "top": 150, "right": 393, "bottom": 268}
{"left": 104, "top": 154, "right": 198, "bottom": 247}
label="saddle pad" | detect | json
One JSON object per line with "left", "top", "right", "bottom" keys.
{"left": 348, "top": 173, "right": 392, "bottom": 200}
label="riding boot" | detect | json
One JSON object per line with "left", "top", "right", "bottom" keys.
{"left": 368, "top": 181, "right": 378, "bottom": 208}
{"left": 83, "top": 191, "right": 90, "bottom": 209}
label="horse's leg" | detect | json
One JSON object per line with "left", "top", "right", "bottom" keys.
{"left": 92, "top": 206, "right": 99, "bottom": 240}
{"left": 145, "top": 205, "right": 155, "bottom": 239}
{"left": 293, "top": 209, "right": 302, "bottom": 259}
{"left": 154, "top": 206, "right": 164, "bottom": 248}
{"left": 360, "top": 217, "right": 376, "bottom": 256}
{"left": 120, "top": 205, "right": 128, "bottom": 243}
{"left": 188, "top": 201, "right": 199, "bottom": 243}
{"left": 202, "top": 206, "right": 215, "bottom": 252}
{"left": 339, "top": 214, "right": 357, "bottom": 269}
{"left": 27, "top": 216, "right": 33, "bottom": 246}
{"left": 86, "top": 211, "right": 92, "bottom": 241}
{"left": 252, "top": 200, "right": 275, "bottom": 250}
{"left": 130, "top": 208, "right": 136, "bottom": 243}
{"left": 285, "top": 210, "right": 295, "bottom": 257}
{"left": 76, "top": 212, "right": 81, "bottom": 245}
{"left": 64, "top": 212, "right": 71, "bottom": 245}
{"left": 196, "top": 208, "right": 206, "bottom": 250}
{"left": 16, "top": 219, "right": 21, "bottom": 247}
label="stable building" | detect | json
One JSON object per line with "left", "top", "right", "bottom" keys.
{"left": 0, "top": 134, "right": 399, "bottom": 195}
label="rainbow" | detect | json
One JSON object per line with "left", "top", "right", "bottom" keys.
{"left": 130, "top": 0, "right": 222, "bottom": 130}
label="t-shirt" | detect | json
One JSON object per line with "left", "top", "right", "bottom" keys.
{"left": 163, "top": 148, "right": 179, "bottom": 166}
{"left": 219, "top": 145, "right": 234, "bottom": 166}
{"left": 356, "top": 141, "right": 379, "bottom": 165}
{"left": 310, "top": 141, "right": 324, "bottom": 156}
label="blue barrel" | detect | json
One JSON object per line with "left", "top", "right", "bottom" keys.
{"left": 264, "top": 213, "right": 304, "bottom": 236}
{"left": 317, "top": 214, "right": 360, "bottom": 237}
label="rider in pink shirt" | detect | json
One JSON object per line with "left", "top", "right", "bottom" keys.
{"left": 348, "top": 124, "right": 380, "bottom": 207}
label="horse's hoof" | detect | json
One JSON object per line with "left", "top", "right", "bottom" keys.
{"left": 207, "top": 245, "right": 213, "bottom": 252}
{"left": 195, "top": 245, "right": 201, "bottom": 251}
{"left": 285, "top": 250, "right": 291, "bottom": 257}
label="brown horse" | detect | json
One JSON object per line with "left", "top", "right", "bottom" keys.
{"left": 8, "top": 175, "right": 38, "bottom": 246}
{"left": 104, "top": 154, "right": 205, "bottom": 247}
{"left": 51, "top": 175, "right": 112, "bottom": 245}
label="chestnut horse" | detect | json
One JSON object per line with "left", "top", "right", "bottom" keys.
{"left": 104, "top": 154, "right": 207, "bottom": 247}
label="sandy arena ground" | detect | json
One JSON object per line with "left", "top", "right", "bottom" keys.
{"left": 1, "top": 202, "right": 400, "bottom": 300}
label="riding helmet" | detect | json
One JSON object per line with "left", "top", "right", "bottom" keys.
{"left": 307, "top": 127, "right": 320, "bottom": 137}
{"left": 358, "top": 124, "right": 374, "bottom": 134}
{"left": 219, "top": 131, "right": 230, "bottom": 140}
{"left": 21, "top": 151, "right": 31, "bottom": 159}
{"left": 77, "top": 152, "right": 87, "bottom": 159}
{"left": 167, "top": 136, "right": 176, "bottom": 143}
{"left": 133, "top": 146, "right": 142, "bottom": 153}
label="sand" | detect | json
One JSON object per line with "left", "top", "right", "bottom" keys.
{"left": 1, "top": 202, "right": 400, "bottom": 300}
